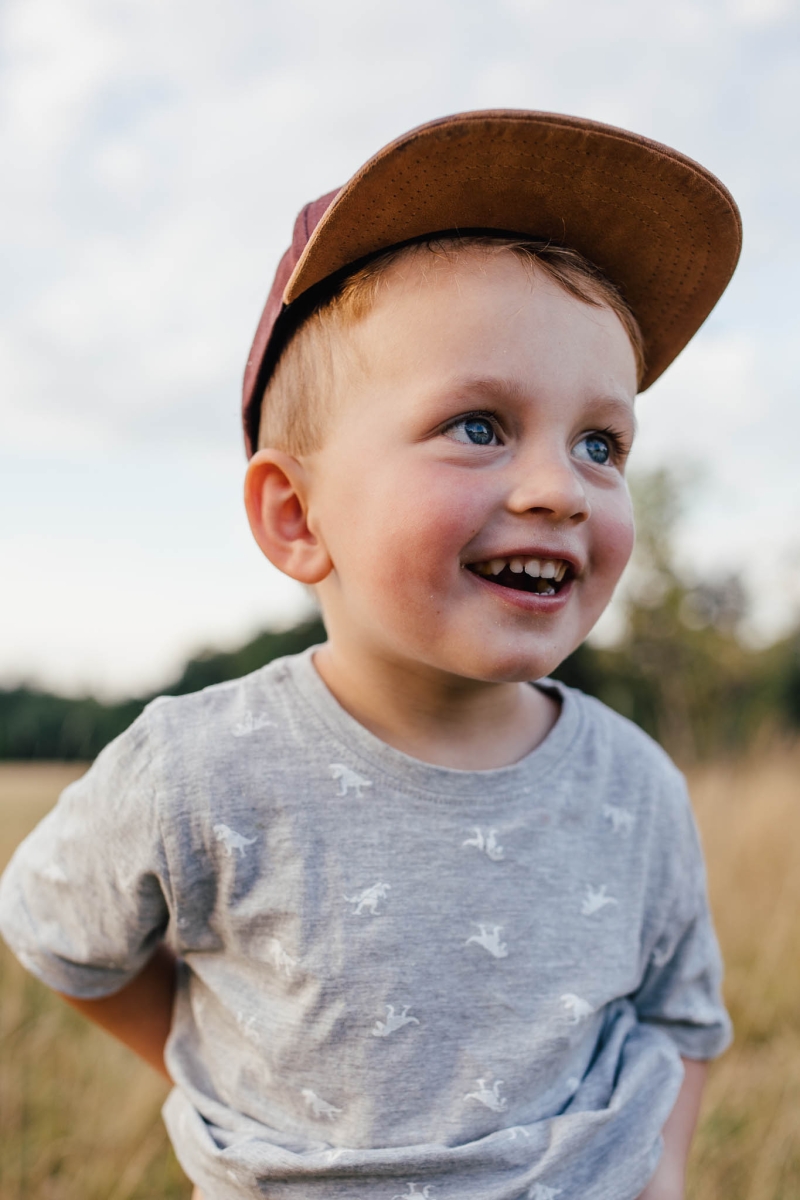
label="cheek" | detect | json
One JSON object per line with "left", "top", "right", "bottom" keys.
{"left": 381, "top": 494, "right": 483, "bottom": 601}
{"left": 328, "top": 478, "right": 476, "bottom": 646}
{"left": 590, "top": 492, "right": 635, "bottom": 582}
{"left": 337, "top": 465, "right": 484, "bottom": 572}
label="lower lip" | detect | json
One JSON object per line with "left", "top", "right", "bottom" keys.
{"left": 465, "top": 569, "right": 575, "bottom": 612}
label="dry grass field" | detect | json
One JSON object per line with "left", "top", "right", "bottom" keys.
{"left": 687, "top": 745, "right": 800, "bottom": 1200}
{"left": 0, "top": 750, "right": 798, "bottom": 1200}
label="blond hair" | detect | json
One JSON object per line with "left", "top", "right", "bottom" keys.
{"left": 258, "top": 236, "right": 646, "bottom": 455}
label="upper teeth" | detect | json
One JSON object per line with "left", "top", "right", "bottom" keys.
{"left": 473, "top": 557, "right": 569, "bottom": 581}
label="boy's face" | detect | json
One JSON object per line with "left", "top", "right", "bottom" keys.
{"left": 303, "top": 250, "right": 637, "bottom": 685}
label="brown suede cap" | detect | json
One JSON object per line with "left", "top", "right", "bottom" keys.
{"left": 243, "top": 109, "right": 741, "bottom": 457}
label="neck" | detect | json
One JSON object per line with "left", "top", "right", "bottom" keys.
{"left": 312, "top": 637, "right": 559, "bottom": 770}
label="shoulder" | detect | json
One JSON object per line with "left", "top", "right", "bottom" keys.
{"left": 92, "top": 652, "right": 313, "bottom": 808}
{"left": 550, "top": 682, "right": 690, "bottom": 823}
{"left": 143, "top": 651, "right": 303, "bottom": 744}
{"left": 550, "top": 685, "right": 704, "bottom": 906}
{"left": 558, "top": 682, "right": 681, "bottom": 777}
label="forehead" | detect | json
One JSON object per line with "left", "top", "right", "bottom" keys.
{"left": 339, "top": 247, "right": 638, "bottom": 409}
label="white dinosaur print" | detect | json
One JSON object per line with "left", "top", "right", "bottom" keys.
{"left": 528, "top": 1185, "right": 562, "bottom": 1199}
{"left": 560, "top": 994, "right": 594, "bottom": 1023}
{"left": 392, "top": 1186, "right": 436, "bottom": 1199}
{"left": 465, "top": 923, "right": 508, "bottom": 958}
{"left": 566, "top": 1076, "right": 581, "bottom": 1094}
{"left": 464, "top": 1077, "right": 508, "bottom": 1112}
{"left": 42, "top": 862, "right": 68, "bottom": 883}
{"left": 232, "top": 711, "right": 275, "bottom": 737}
{"left": 302, "top": 1088, "right": 342, "bottom": 1120}
{"left": 236, "top": 1012, "right": 261, "bottom": 1045}
{"left": 462, "top": 826, "right": 505, "bottom": 861}
{"left": 372, "top": 1004, "right": 420, "bottom": 1037}
{"left": 602, "top": 803, "right": 634, "bottom": 833}
{"left": 505, "top": 1126, "right": 531, "bottom": 1142}
{"left": 329, "top": 763, "right": 373, "bottom": 798}
{"left": 344, "top": 881, "right": 390, "bottom": 915}
{"left": 651, "top": 944, "right": 672, "bottom": 968}
{"left": 213, "top": 823, "right": 257, "bottom": 858}
{"left": 581, "top": 884, "right": 619, "bottom": 916}
{"left": 266, "top": 937, "right": 297, "bottom": 976}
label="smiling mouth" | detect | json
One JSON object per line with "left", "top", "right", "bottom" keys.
{"left": 466, "top": 556, "right": 573, "bottom": 596}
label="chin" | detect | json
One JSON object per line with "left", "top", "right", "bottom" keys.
{"left": 447, "top": 644, "right": 573, "bottom": 685}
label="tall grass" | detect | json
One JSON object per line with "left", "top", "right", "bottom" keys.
{"left": 688, "top": 746, "right": 800, "bottom": 1200}
{"left": 0, "top": 753, "right": 797, "bottom": 1199}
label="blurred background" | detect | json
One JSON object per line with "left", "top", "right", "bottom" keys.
{"left": 1, "top": 0, "right": 799, "bottom": 1197}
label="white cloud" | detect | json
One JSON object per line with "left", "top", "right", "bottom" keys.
{"left": 2, "top": 0, "right": 117, "bottom": 157}
{"left": 730, "top": 0, "right": 793, "bottom": 25}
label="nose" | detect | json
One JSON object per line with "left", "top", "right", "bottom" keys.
{"left": 505, "top": 447, "right": 590, "bottom": 523}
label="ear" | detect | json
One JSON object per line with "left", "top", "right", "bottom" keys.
{"left": 244, "top": 449, "right": 332, "bottom": 584}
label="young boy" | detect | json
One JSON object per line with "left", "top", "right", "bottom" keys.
{"left": 0, "top": 112, "right": 741, "bottom": 1200}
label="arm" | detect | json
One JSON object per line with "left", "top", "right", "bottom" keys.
{"left": 58, "top": 942, "right": 177, "bottom": 1083}
{"left": 637, "top": 1058, "right": 707, "bottom": 1200}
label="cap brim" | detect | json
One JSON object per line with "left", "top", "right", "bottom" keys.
{"left": 283, "top": 110, "right": 741, "bottom": 391}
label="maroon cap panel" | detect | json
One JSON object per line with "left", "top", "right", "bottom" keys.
{"left": 242, "top": 187, "right": 340, "bottom": 453}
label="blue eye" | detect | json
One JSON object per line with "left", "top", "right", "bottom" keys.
{"left": 465, "top": 419, "right": 494, "bottom": 445}
{"left": 575, "top": 434, "right": 611, "bottom": 465}
{"left": 447, "top": 417, "right": 498, "bottom": 446}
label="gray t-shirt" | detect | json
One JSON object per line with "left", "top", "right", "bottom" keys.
{"left": 0, "top": 647, "right": 730, "bottom": 1200}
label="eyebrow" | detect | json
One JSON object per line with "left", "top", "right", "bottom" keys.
{"left": 433, "top": 375, "right": 638, "bottom": 431}
{"left": 587, "top": 394, "right": 639, "bottom": 436}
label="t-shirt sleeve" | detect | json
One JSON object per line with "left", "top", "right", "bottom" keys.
{"left": 0, "top": 708, "right": 171, "bottom": 999}
{"left": 633, "top": 774, "right": 732, "bottom": 1060}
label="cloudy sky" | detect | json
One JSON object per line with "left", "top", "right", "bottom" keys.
{"left": 2, "top": 0, "right": 799, "bottom": 698}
